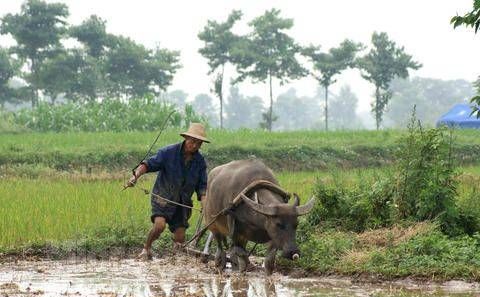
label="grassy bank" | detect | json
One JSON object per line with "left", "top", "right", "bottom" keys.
{"left": 1, "top": 129, "right": 480, "bottom": 171}
{"left": 289, "top": 222, "right": 480, "bottom": 280}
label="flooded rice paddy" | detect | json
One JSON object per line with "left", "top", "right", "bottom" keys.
{"left": 1, "top": 254, "right": 480, "bottom": 297}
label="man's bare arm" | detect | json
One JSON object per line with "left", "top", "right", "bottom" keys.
{"left": 125, "top": 163, "right": 148, "bottom": 188}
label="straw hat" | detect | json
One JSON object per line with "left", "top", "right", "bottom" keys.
{"left": 180, "top": 123, "right": 210, "bottom": 143}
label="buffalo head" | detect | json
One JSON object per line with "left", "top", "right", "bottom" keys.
{"left": 241, "top": 193, "right": 314, "bottom": 260}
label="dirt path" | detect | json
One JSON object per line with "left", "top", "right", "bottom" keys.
{"left": 1, "top": 254, "right": 480, "bottom": 297}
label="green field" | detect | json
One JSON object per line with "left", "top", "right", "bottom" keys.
{"left": 1, "top": 129, "right": 480, "bottom": 172}
{"left": 1, "top": 165, "right": 479, "bottom": 245}
{"left": 2, "top": 130, "right": 480, "bottom": 280}
{"left": 0, "top": 171, "right": 317, "bottom": 250}
{"left": 3, "top": 129, "right": 480, "bottom": 154}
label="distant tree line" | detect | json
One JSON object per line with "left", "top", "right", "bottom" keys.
{"left": 0, "top": 0, "right": 180, "bottom": 108}
{"left": 0, "top": 0, "right": 476, "bottom": 132}
{"left": 197, "top": 9, "right": 421, "bottom": 130}
{"left": 385, "top": 77, "right": 475, "bottom": 127}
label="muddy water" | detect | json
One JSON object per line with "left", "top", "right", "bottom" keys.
{"left": 1, "top": 255, "right": 479, "bottom": 297}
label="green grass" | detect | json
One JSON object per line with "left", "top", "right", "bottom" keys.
{"left": 0, "top": 178, "right": 146, "bottom": 250}
{"left": 2, "top": 129, "right": 480, "bottom": 172}
{"left": 2, "top": 129, "right": 479, "bottom": 151}
{"left": 0, "top": 171, "right": 318, "bottom": 251}
{"left": 2, "top": 165, "right": 479, "bottom": 250}
{"left": 289, "top": 224, "right": 480, "bottom": 281}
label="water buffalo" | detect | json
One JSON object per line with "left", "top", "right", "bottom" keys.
{"left": 203, "top": 159, "right": 315, "bottom": 275}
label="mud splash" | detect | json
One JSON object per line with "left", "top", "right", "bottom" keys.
{"left": 1, "top": 255, "right": 479, "bottom": 296}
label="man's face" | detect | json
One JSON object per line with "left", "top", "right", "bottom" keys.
{"left": 184, "top": 136, "right": 203, "bottom": 154}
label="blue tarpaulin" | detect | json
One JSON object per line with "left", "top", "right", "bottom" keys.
{"left": 436, "top": 103, "right": 480, "bottom": 129}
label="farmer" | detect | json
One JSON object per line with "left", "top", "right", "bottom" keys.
{"left": 125, "top": 123, "right": 209, "bottom": 260}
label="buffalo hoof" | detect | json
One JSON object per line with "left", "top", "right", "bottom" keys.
{"left": 264, "top": 264, "right": 274, "bottom": 275}
{"left": 230, "top": 254, "right": 239, "bottom": 271}
{"left": 238, "top": 256, "right": 248, "bottom": 272}
{"left": 215, "top": 250, "right": 227, "bottom": 270}
{"left": 264, "top": 258, "right": 275, "bottom": 275}
{"left": 231, "top": 246, "right": 249, "bottom": 272}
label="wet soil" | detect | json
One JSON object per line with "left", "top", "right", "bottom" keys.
{"left": 1, "top": 254, "right": 480, "bottom": 297}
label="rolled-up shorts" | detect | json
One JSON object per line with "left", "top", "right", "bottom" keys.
{"left": 151, "top": 197, "right": 192, "bottom": 233}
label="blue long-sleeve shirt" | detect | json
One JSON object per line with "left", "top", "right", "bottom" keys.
{"left": 142, "top": 142, "right": 207, "bottom": 204}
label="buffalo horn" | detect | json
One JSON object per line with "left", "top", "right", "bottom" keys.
{"left": 295, "top": 196, "right": 316, "bottom": 216}
{"left": 241, "top": 194, "right": 277, "bottom": 216}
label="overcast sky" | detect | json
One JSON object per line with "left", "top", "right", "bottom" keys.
{"left": 1, "top": 0, "right": 479, "bottom": 112}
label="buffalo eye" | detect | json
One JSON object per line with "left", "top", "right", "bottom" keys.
{"left": 276, "top": 222, "right": 286, "bottom": 230}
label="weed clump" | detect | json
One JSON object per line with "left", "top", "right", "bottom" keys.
{"left": 307, "top": 111, "right": 477, "bottom": 236}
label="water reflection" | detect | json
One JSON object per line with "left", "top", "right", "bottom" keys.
{"left": 0, "top": 258, "right": 480, "bottom": 297}
{"left": 148, "top": 276, "right": 278, "bottom": 297}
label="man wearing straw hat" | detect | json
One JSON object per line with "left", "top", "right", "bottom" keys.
{"left": 125, "top": 123, "right": 209, "bottom": 260}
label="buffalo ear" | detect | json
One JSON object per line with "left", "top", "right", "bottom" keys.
{"left": 291, "top": 193, "right": 300, "bottom": 207}
{"left": 295, "top": 196, "right": 315, "bottom": 216}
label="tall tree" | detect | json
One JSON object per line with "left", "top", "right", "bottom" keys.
{"left": 34, "top": 48, "right": 104, "bottom": 103}
{"left": 148, "top": 47, "right": 181, "bottom": 94}
{"left": 451, "top": 1, "right": 480, "bottom": 117}
{"left": 70, "top": 15, "right": 109, "bottom": 58}
{"left": 303, "top": 40, "right": 362, "bottom": 131}
{"left": 358, "top": 32, "right": 421, "bottom": 129}
{"left": 198, "top": 10, "right": 242, "bottom": 129}
{"left": 0, "top": 0, "right": 69, "bottom": 107}
{"left": 68, "top": 16, "right": 111, "bottom": 101}
{"left": 0, "top": 48, "right": 18, "bottom": 108}
{"left": 35, "top": 49, "right": 80, "bottom": 104}
{"left": 104, "top": 36, "right": 148, "bottom": 99}
{"left": 451, "top": 0, "right": 480, "bottom": 33}
{"left": 234, "top": 9, "right": 307, "bottom": 131}
{"left": 73, "top": 54, "right": 106, "bottom": 102}
{"left": 104, "top": 36, "right": 180, "bottom": 100}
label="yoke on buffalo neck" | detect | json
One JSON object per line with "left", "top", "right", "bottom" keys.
{"left": 230, "top": 179, "right": 290, "bottom": 207}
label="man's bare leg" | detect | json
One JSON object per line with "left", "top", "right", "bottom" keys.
{"left": 173, "top": 227, "right": 186, "bottom": 244}
{"left": 139, "top": 216, "right": 166, "bottom": 260}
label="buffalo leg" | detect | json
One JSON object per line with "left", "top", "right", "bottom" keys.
{"left": 214, "top": 233, "right": 227, "bottom": 270}
{"left": 203, "top": 231, "right": 214, "bottom": 255}
{"left": 264, "top": 242, "right": 277, "bottom": 275}
{"left": 231, "top": 237, "right": 249, "bottom": 273}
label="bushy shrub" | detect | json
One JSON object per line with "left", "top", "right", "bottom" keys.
{"left": 394, "top": 115, "right": 458, "bottom": 228}
{"left": 308, "top": 111, "right": 473, "bottom": 235}
{"left": 455, "top": 183, "right": 480, "bottom": 235}
{"left": 307, "top": 175, "right": 396, "bottom": 232}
